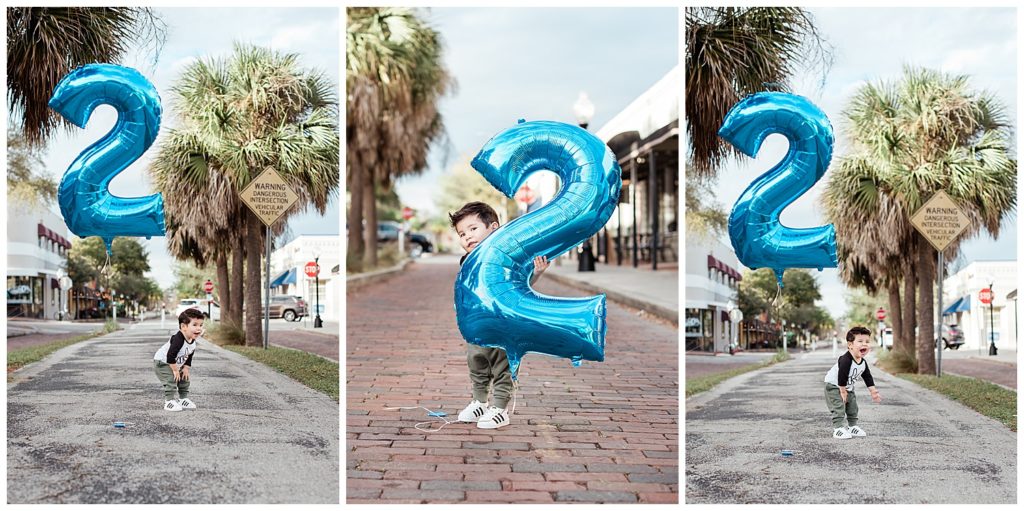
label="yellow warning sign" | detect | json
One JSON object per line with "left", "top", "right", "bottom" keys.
{"left": 910, "top": 190, "right": 969, "bottom": 252}
{"left": 239, "top": 168, "right": 298, "bottom": 227}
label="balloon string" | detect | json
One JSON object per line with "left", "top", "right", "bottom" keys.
{"left": 382, "top": 405, "right": 456, "bottom": 433}
{"left": 771, "top": 281, "right": 782, "bottom": 308}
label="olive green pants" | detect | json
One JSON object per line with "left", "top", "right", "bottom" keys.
{"left": 154, "top": 360, "right": 190, "bottom": 400}
{"left": 467, "top": 344, "right": 513, "bottom": 409}
{"left": 824, "top": 383, "right": 858, "bottom": 428}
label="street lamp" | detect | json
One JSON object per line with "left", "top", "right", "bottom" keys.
{"left": 313, "top": 256, "right": 323, "bottom": 328}
{"left": 988, "top": 281, "right": 997, "bottom": 356}
{"left": 573, "top": 91, "right": 597, "bottom": 272}
{"left": 727, "top": 301, "right": 743, "bottom": 355}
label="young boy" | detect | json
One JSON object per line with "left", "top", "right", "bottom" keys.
{"left": 824, "top": 326, "right": 882, "bottom": 439}
{"left": 449, "top": 201, "right": 549, "bottom": 429}
{"left": 154, "top": 308, "right": 203, "bottom": 412}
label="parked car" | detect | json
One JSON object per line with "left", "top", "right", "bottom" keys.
{"left": 175, "top": 298, "right": 221, "bottom": 321}
{"left": 880, "top": 327, "right": 894, "bottom": 350}
{"left": 262, "top": 295, "right": 307, "bottom": 322}
{"left": 378, "top": 220, "right": 433, "bottom": 258}
{"left": 939, "top": 324, "right": 965, "bottom": 350}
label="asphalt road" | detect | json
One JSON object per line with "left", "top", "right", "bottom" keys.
{"left": 7, "top": 321, "right": 339, "bottom": 504}
{"left": 686, "top": 350, "right": 1016, "bottom": 504}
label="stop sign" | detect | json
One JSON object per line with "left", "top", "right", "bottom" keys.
{"left": 875, "top": 307, "right": 887, "bottom": 321}
{"left": 402, "top": 207, "right": 414, "bottom": 220}
{"left": 979, "top": 288, "right": 994, "bottom": 304}
{"left": 304, "top": 262, "right": 320, "bottom": 278}
{"left": 203, "top": 280, "right": 214, "bottom": 293}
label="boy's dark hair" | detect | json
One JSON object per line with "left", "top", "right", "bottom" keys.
{"left": 449, "top": 201, "right": 499, "bottom": 229}
{"left": 846, "top": 326, "right": 872, "bottom": 342}
{"left": 178, "top": 308, "right": 205, "bottom": 326}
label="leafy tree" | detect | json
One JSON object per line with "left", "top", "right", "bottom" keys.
{"left": 6, "top": 7, "right": 164, "bottom": 146}
{"left": 6, "top": 129, "right": 56, "bottom": 205}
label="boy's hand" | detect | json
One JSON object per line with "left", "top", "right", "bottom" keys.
{"left": 839, "top": 386, "right": 848, "bottom": 403}
{"left": 533, "top": 256, "right": 549, "bottom": 274}
{"left": 172, "top": 369, "right": 181, "bottom": 383}
{"left": 870, "top": 387, "right": 882, "bottom": 403}
{"left": 181, "top": 366, "right": 190, "bottom": 382}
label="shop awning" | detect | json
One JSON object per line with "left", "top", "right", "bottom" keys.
{"left": 942, "top": 295, "right": 971, "bottom": 315}
{"left": 270, "top": 268, "right": 297, "bottom": 287}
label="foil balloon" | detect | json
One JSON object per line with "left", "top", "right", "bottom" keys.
{"left": 719, "top": 92, "right": 838, "bottom": 286}
{"left": 49, "top": 63, "right": 165, "bottom": 254}
{"left": 455, "top": 120, "right": 622, "bottom": 379}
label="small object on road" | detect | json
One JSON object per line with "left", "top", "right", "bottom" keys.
{"left": 781, "top": 449, "right": 795, "bottom": 457}
{"left": 113, "top": 421, "right": 133, "bottom": 429}
{"left": 427, "top": 411, "right": 447, "bottom": 417}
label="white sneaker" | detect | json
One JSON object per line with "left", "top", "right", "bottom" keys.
{"left": 832, "top": 427, "right": 852, "bottom": 439}
{"left": 458, "top": 400, "right": 488, "bottom": 422}
{"left": 163, "top": 400, "right": 183, "bottom": 412}
{"left": 477, "top": 406, "right": 510, "bottom": 429}
{"left": 178, "top": 398, "right": 197, "bottom": 410}
{"left": 848, "top": 425, "right": 867, "bottom": 437}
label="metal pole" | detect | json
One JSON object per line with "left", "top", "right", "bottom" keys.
{"left": 936, "top": 251, "right": 943, "bottom": 377}
{"left": 314, "top": 256, "right": 323, "bottom": 328}
{"left": 264, "top": 226, "right": 271, "bottom": 350}
{"left": 989, "top": 282, "right": 996, "bottom": 355}
{"left": 649, "top": 151, "right": 658, "bottom": 271}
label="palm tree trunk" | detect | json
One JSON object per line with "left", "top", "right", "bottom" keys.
{"left": 347, "top": 164, "right": 365, "bottom": 271}
{"left": 230, "top": 243, "right": 244, "bottom": 328}
{"left": 363, "top": 173, "right": 378, "bottom": 267}
{"left": 216, "top": 251, "right": 230, "bottom": 324}
{"left": 901, "top": 266, "right": 917, "bottom": 360}
{"left": 887, "top": 281, "right": 903, "bottom": 352}
{"left": 917, "top": 238, "right": 936, "bottom": 375}
{"left": 244, "top": 214, "right": 264, "bottom": 347}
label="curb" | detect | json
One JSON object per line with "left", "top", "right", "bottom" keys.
{"left": 346, "top": 259, "right": 412, "bottom": 292}
{"left": 544, "top": 272, "right": 678, "bottom": 325}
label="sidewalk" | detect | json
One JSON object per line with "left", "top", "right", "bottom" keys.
{"left": 686, "top": 350, "right": 1016, "bottom": 504}
{"left": 939, "top": 348, "right": 1017, "bottom": 389}
{"left": 347, "top": 255, "right": 678, "bottom": 504}
{"left": 7, "top": 322, "right": 339, "bottom": 504}
{"left": 544, "top": 259, "right": 678, "bottom": 325}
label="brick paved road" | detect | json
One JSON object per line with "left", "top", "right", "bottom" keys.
{"left": 942, "top": 358, "right": 1016, "bottom": 389}
{"left": 347, "top": 255, "right": 678, "bottom": 503}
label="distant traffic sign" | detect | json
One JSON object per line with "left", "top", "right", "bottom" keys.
{"left": 203, "top": 280, "right": 214, "bottom": 293}
{"left": 979, "top": 288, "right": 994, "bottom": 305}
{"left": 305, "top": 262, "right": 320, "bottom": 278}
{"left": 402, "top": 207, "right": 415, "bottom": 220}
{"left": 876, "top": 308, "right": 887, "bottom": 321}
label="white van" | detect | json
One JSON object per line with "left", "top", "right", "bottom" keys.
{"left": 879, "top": 327, "right": 893, "bottom": 350}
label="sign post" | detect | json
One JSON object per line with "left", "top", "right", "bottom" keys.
{"left": 203, "top": 280, "right": 214, "bottom": 319}
{"left": 239, "top": 168, "right": 298, "bottom": 349}
{"left": 910, "top": 191, "right": 969, "bottom": 377}
{"left": 979, "top": 287, "right": 996, "bottom": 355}
{"left": 306, "top": 260, "right": 322, "bottom": 328}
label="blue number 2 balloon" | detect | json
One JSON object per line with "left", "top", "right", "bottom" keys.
{"left": 719, "top": 92, "right": 838, "bottom": 285}
{"left": 49, "top": 63, "right": 166, "bottom": 253}
{"left": 455, "top": 120, "right": 622, "bottom": 379}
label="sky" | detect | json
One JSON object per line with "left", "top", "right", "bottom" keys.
{"left": 709, "top": 7, "right": 1018, "bottom": 320}
{"left": 31, "top": 7, "right": 340, "bottom": 290}
{"left": 393, "top": 7, "right": 679, "bottom": 217}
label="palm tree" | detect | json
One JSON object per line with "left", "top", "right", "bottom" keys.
{"left": 6, "top": 7, "right": 164, "bottom": 146}
{"left": 829, "top": 67, "right": 1016, "bottom": 374}
{"left": 347, "top": 7, "right": 453, "bottom": 270}
{"left": 685, "top": 7, "right": 831, "bottom": 179}
{"left": 151, "top": 44, "right": 339, "bottom": 346}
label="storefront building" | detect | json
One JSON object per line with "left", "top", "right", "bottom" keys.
{"left": 942, "top": 260, "right": 1018, "bottom": 352}
{"left": 269, "top": 235, "right": 340, "bottom": 322}
{"left": 685, "top": 235, "right": 742, "bottom": 352}
{"left": 6, "top": 203, "right": 70, "bottom": 319}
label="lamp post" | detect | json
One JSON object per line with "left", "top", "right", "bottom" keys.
{"left": 314, "top": 256, "right": 323, "bottom": 328}
{"left": 988, "top": 282, "right": 997, "bottom": 356}
{"left": 573, "top": 91, "right": 597, "bottom": 272}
